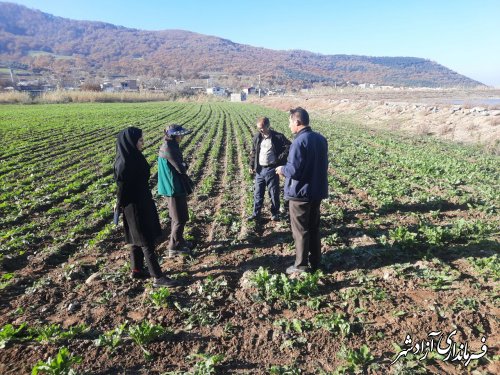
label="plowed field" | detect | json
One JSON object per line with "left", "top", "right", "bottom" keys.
{"left": 0, "top": 102, "right": 498, "bottom": 374}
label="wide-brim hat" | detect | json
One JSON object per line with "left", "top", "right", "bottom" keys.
{"left": 166, "top": 124, "right": 192, "bottom": 136}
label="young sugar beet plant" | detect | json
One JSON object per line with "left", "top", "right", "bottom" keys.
{"left": 161, "top": 352, "right": 225, "bottom": 375}
{"left": 147, "top": 287, "right": 171, "bottom": 308}
{"left": 174, "top": 276, "right": 228, "bottom": 330}
{"left": 31, "top": 347, "right": 82, "bottom": 375}
{"left": 31, "top": 324, "right": 88, "bottom": 344}
{"left": 94, "top": 323, "right": 127, "bottom": 354}
{"left": 0, "top": 323, "right": 29, "bottom": 348}
{"left": 187, "top": 353, "right": 225, "bottom": 375}
{"left": 250, "top": 267, "right": 323, "bottom": 308}
{"left": 268, "top": 365, "right": 302, "bottom": 375}
{"left": 127, "top": 320, "right": 168, "bottom": 360}
{"left": 273, "top": 318, "right": 312, "bottom": 349}
{"left": 273, "top": 313, "right": 351, "bottom": 350}
{"left": 334, "top": 345, "right": 375, "bottom": 375}
{"left": 313, "top": 313, "right": 351, "bottom": 337}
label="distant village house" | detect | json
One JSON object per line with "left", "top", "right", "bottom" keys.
{"left": 121, "top": 79, "right": 139, "bottom": 91}
{"left": 242, "top": 87, "right": 256, "bottom": 95}
{"left": 230, "top": 92, "right": 246, "bottom": 102}
{"left": 206, "top": 87, "right": 226, "bottom": 96}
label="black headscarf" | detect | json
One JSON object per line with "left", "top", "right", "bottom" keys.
{"left": 114, "top": 127, "right": 149, "bottom": 181}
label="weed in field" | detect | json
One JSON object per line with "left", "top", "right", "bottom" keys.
{"left": 0, "top": 323, "right": 28, "bottom": 348}
{"left": 31, "top": 347, "right": 81, "bottom": 375}
{"left": 187, "top": 353, "right": 224, "bottom": 375}
{"left": 94, "top": 323, "right": 127, "bottom": 353}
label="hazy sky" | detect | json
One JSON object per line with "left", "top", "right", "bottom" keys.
{"left": 9, "top": 0, "right": 500, "bottom": 87}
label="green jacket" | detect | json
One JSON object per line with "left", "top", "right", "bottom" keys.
{"left": 158, "top": 139, "right": 187, "bottom": 197}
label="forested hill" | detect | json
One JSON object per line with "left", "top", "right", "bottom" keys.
{"left": 0, "top": 2, "right": 484, "bottom": 87}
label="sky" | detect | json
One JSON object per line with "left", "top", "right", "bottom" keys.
{"left": 8, "top": 0, "right": 500, "bottom": 87}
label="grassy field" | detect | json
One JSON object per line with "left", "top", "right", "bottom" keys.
{"left": 0, "top": 102, "right": 498, "bottom": 374}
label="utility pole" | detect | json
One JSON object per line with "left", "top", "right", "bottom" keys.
{"left": 258, "top": 74, "right": 261, "bottom": 98}
{"left": 9, "top": 68, "right": 15, "bottom": 85}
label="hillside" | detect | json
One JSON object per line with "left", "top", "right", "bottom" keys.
{"left": 0, "top": 2, "right": 485, "bottom": 87}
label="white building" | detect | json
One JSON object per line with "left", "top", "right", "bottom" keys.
{"left": 207, "top": 87, "right": 226, "bottom": 96}
{"left": 230, "top": 92, "right": 246, "bottom": 102}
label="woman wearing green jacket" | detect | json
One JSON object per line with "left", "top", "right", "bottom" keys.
{"left": 158, "top": 124, "right": 194, "bottom": 257}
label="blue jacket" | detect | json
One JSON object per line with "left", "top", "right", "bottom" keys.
{"left": 283, "top": 127, "right": 328, "bottom": 201}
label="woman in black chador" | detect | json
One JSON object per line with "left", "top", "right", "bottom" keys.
{"left": 114, "top": 126, "right": 176, "bottom": 287}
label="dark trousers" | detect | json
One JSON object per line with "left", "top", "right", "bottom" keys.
{"left": 167, "top": 195, "right": 189, "bottom": 250}
{"left": 289, "top": 200, "right": 322, "bottom": 269}
{"left": 253, "top": 167, "right": 280, "bottom": 216}
{"left": 130, "top": 244, "right": 163, "bottom": 278}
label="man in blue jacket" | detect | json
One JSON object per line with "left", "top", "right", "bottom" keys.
{"left": 276, "top": 107, "right": 328, "bottom": 274}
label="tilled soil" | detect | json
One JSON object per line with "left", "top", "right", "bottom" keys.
{"left": 1, "top": 190, "right": 498, "bottom": 374}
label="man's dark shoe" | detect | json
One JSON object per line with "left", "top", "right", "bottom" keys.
{"left": 286, "top": 265, "right": 309, "bottom": 275}
{"left": 153, "top": 276, "right": 178, "bottom": 288}
{"left": 247, "top": 214, "right": 259, "bottom": 221}
{"left": 271, "top": 214, "right": 280, "bottom": 221}
{"left": 131, "top": 269, "right": 151, "bottom": 279}
{"left": 168, "top": 247, "right": 192, "bottom": 258}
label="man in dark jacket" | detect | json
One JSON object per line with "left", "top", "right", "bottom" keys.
{"left": 276, "top": 107, "right": 328, "bottom": 274}
{"left": 249, "top": 117, "right": 291, "bottom": 221}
